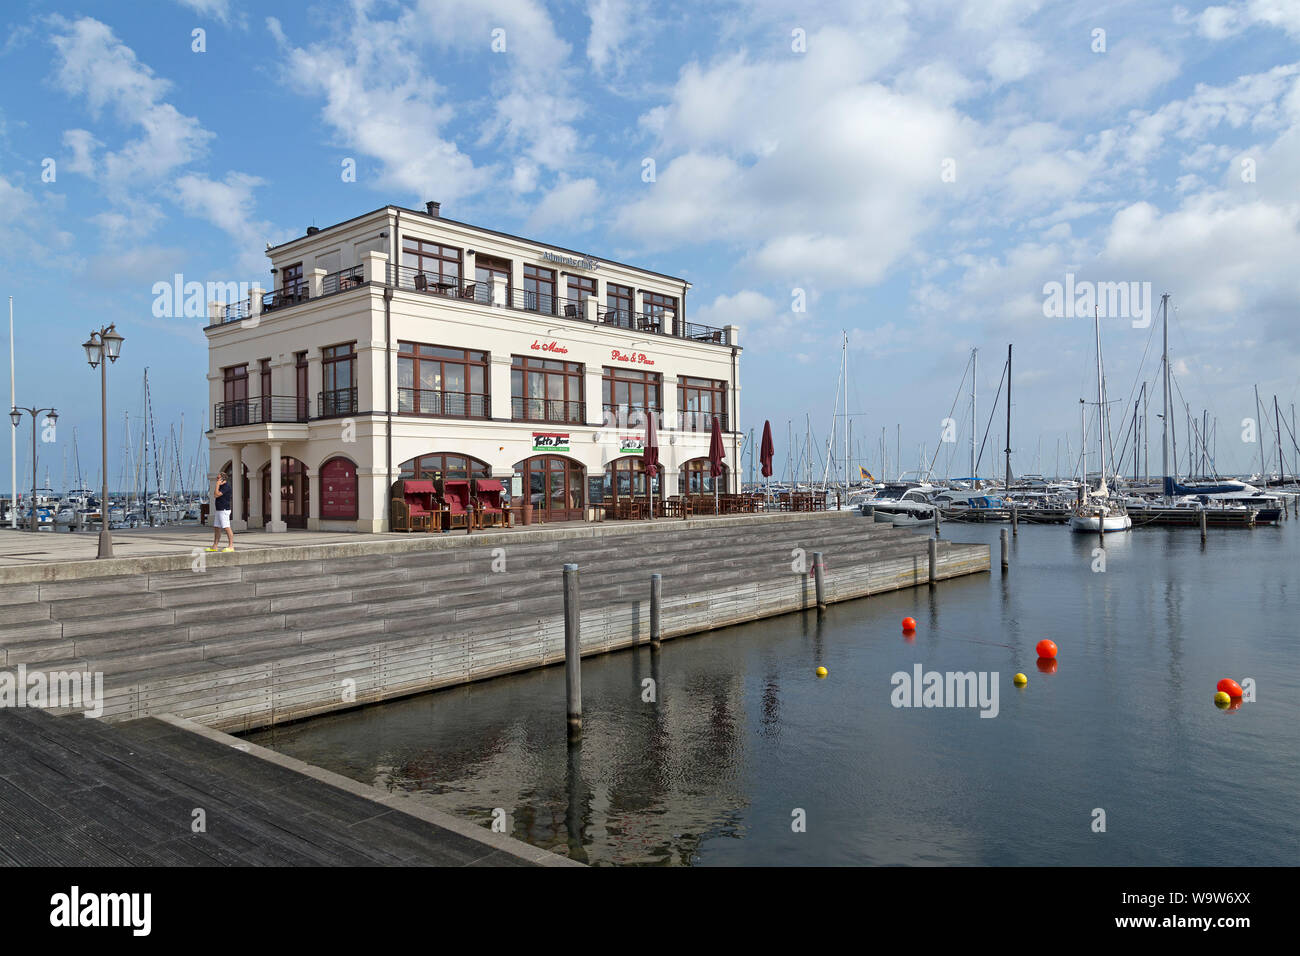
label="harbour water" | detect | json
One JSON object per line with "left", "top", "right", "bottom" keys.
{"left": 248, "top": 520, "right": 1300, "bottom": 865}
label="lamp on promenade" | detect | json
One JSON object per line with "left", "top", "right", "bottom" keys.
{"left": 9, "top": 405, "right": 57, "bottom": 532}
{"left": 83, "top": 324, "right": 124, "bottom": 558}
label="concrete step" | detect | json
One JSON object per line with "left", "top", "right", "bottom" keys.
{"left": 1, "top": 637, "right": 79, "bottom": 666}
{"left": 46, "top": 591, "right": 164, "bottom": 620}
{"left": 58, "top": 607, "right": 177, "bottom": 638}
{"left": 0, "top": 619, "right": 63, "bottom": 647}
{"left": 0, "top": 601, "right": 50, "bottom": 626}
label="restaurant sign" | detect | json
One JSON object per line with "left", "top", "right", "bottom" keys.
{"left": 542, "top": 251, "right": 599, "bottom": 271}
{"left": 530, "top": 339, "right": 568, "bottom": 354}
{"left": 619, "top": 436, "right": 645, "bottom": 454}
{"left": 533, "top": 432, "right": 570, "bottom": 452}
{"left": 610, "top": 348, "right": 655, "bottom": 366}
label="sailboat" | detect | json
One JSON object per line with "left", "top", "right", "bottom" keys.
{"left": 1070, "top": 307, "right": 1132, "bottom": 533}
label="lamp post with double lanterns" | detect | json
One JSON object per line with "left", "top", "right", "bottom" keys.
{"left": 9, "top": 405, "right": 57, "bottom": 532}
{"left": 83, "top": 324, "right": 125, "bottom": 558}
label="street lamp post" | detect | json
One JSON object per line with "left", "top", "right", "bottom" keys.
{"left": 83, "top": 324, "right": 124, "bottom": 558}
{"left": 9, "top": 405, "right": 57, "bottom": 532}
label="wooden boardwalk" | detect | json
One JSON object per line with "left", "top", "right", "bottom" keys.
{"left": 0, "top": 706, "right": 572, "bottom": 866}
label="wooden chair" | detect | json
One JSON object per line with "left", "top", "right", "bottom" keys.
{"left": 414, "top": 272, "right": 429, "bottom": 292}
{"left": 437, "top": 479, "right": 476, "bottom": 533}
{"left": 390, "top": 479, "right": 437, "bottom": 532}
{"left": 472, "top": 478, "right": 506, "bottom": 528}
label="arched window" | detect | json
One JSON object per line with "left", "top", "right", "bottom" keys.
{"left": 320, "top": 456, "right": 358, "bottom": 520}
{"left": 604, "top": 456, "right": 660, "bottom": 503}
{"left": 398, "top": 452, "right": 491, "bottom": 481}
{"left": 514, "top": 455, "right": 585, "bottom": 521}
{"left": 679, "top": 457, "right": 727, "bottom": 494}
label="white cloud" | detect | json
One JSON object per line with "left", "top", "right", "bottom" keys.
{"left": 526, "top": 178, "right": 600, "bottom": 233}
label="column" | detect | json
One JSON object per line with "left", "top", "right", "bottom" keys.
{"left": 362, "top": 249, "right": 389, "bottom": 285}
{"left": 309, "top": 267, "right": 326, "bottom": 298}
{"left": 268, "top": 442, "right": 286, "bottom": 532}
{"left": 306, "top": 467, "right": 320, "bottom": 531}
{"left": 230, "top": 445, "right": 246, "bottom": 531}
{"left": 492, "top": 273, "right": 508, "bottom": 308}
{"left": 489, "top": 354, "right": 513, "bottom": 421}
{"left": 249, "top": 464, "right": 263, "bottom": 528}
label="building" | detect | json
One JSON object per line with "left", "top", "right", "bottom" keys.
{"left": 205, "top": 202, "right": 742, "bottom": 532}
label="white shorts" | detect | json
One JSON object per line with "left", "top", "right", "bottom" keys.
{"left": 213, "top": 509, "right": 232, "bottom": 529}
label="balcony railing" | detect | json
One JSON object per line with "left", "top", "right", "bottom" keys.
{"left": 319, "top": 387, "right": 358, "bottom": 417}
{"left": 511, "top": 397, "right": 586, "bottom": 424}
{"left": 678, "top": 410, "right": 729, "bottom": 433}
{"left": 214, "top": 396, "right": 310, "bottom": 428}
{"left": 601, "top": 404, "right": 662, "bottom": 429}
{"left": 397, "top": 388, "right": 489, "bottom": 418}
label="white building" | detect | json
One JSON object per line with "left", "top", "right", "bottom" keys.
{"left": 205, "top": 202, "right": 742, "bottom": 532}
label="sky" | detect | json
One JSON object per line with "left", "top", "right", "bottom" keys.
{"left": 1, "top": 0, "right": 1299, "bottom": 492}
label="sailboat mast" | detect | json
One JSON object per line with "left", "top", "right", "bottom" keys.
{"left": 1254, "top": 385, "right": 1264, "bottom": 478}
{"left": 843, "top": 331, "right": 849, "bottom": 494}
{"left": 1080, "top": 399, "right": 1087, "bottom": 497}
{"left": 970, "top": 348, "right": 977, "bottom": 480}
{"left": 1004, "top": 343, "right": 1012, "bottom": 491}
{"left": 1094, "top": 306, "right": 1107, "bottom": 495}
{"left": 1275, "top": 395, "right": 1285, "bottom": 480}
{"left": 1161, "top": 293, "right": 1170, "bottom": 498}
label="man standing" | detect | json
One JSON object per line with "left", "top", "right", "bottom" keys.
{"left": 208, "top": 471, "right": 235, "bottom": 552}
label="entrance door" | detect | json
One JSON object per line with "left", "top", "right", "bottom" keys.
{"left": 261, "top": 457, "right": 309, "bottom": 529}
{"left": 517, "top": 456, "right": 585, "bottom": 522}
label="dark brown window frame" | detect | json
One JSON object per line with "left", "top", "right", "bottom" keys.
{"left": 511, "top": 354, "right": 584, "bottom": 424}
{"left": 402, "top": 236, "right": 462, "bottom": 285}
{"left": 397, "top": 341, "right": 490, "bottom": 418}
{"left": 523, "top": 263, "right": 557, "bottom": 315}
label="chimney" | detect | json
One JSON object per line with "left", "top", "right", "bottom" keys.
{"left": 425, "top": 201, "right": 441, "bottom": 217}
{"left": 306, "top": 226, "right": 320, "bottom": 235}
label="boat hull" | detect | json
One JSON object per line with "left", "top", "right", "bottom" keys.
{"left": 1069, "top": 513, "right": 1133, "bottom": 533}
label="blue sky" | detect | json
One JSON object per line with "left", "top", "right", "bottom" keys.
{"left": 1, "top": 0, "right": 1298, "bottom": 490}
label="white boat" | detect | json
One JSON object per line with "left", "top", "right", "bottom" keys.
{"left": 1070, "top": 306, "right": 1131, "bottom": 534}
{"left": 1069, "top": 502, "right": 1133, "bottom": 533}
{"left": 862, "top": 482, "right": 938, "bottom": 525}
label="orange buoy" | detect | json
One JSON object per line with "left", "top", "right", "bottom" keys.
{"left": 1036, "top": 657, "right": 1058, "bottom": 674}
{"left": 1216, "top": 678, "right": 1243, "bottom": 698}
{"left": 1036, "top": 639, "right": 1058, "bottom": 659}
{"left": 902, "top": 617, "right": 917, "bottom": 630}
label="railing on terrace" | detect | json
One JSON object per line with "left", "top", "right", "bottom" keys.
{"left": 600, "top": 404, "right": 663, "bottom": 429}
{"left": 678, "top": 410, "right": 730, "bottom": 433}
{"left": 397, "top": 388, "right": 489, "bottom": 418}
{"left": 219, "top": 261, "right": 731, "bottom": 346}
{"left": 511, "top": 397, "right": 586, "bottom": 424}
{"left": 319, "top": 387, "right": 358, "bottom": 417}
{"left": 213, "top": 396, "right": 309, "bottom": 428}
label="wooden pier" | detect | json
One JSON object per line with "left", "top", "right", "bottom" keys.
{"left": 0, "top": 511, "right": 988, "bottom": 733}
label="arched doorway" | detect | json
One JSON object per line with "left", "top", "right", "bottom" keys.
{"left": 679, "top": 457, "right": 728, "bottom": 495}
{"left": 604, "top": 456, "right": 660, "bottom": 506}
{"left": 398, "top": 451, "right": 491, "bottom": 482}
{"left": 218, "top": 460, "right": 250, "bottom": 522}
{"left": 261, "top": 456, "right": 309, "bottom": 529}
{"left": 515, "top": 455, "right": 585, "bottom": 522}
{"left": 319, "top": 456, "right": 358, "bottom": 521}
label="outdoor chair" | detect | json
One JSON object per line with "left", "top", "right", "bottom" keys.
{"left": 472, "top": 478, "right": 506, "bottom": 528}
{"left": 437, "top": 479, "right": 476, "bottom": 533}
{"left": 390, "top": 479, "right": 437, "bottom": 532}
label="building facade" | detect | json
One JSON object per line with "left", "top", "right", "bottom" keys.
{"left": 205, "top": 203, "right": 742, "bottom": 532}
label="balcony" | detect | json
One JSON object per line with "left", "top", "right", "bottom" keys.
{"left": 601, "top": 404, "right": 662, "bottom": 429}
{"left": 397, "top": 388, "right": 489, "bottom": 418}
{"left": 214, "top": 396, "right": 310, "bottom": 428}
{"left": 511, "top": 396, "right": 586, "bottom": 425}
{"left": 678, "top": 410, "right": 729, "bottom": 433}
{"left": 319, "top": 387, "right": 358, "bottom": 418}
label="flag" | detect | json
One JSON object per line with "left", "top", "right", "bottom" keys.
{"left": 859, "top": 467, "right": 874, "bottom": 482}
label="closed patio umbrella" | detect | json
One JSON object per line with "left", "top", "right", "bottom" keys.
{"left": 760, "top": 419, "right": 775, "bottom": 509}
{"left": 709, "top": 415, "right": 726, "bottom": 513}
{"left": 643, "top": 409, "right": 659, "bottom": 518}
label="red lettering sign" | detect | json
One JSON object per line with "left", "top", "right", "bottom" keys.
{"left": 610, "top": 349, "right": 655, "bottom": 366}
{"left": 531, "top": 340, "right": 569, "bottom": 354}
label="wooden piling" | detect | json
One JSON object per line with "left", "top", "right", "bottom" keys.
{"left": 1011, "top": 505, "right": 1018, "bottom": 536}
{"left": 1000, "top": 529, "right": 1009, "bottom": 571}
{"left": 1200, "top": 508, "right": 1207, "bottom": 542}
{"left": 928, "top": 537, "right": 937, "bottom": 586}
{"left": 812, "top": 551, "right": 826, "bottom": 609}
{"left": 650, "top": 573, "right": 662, "bottom": 647}
{"left": 933, "top": 507, "right": 940, "bottom": 537}
{"left": 563, "top": 563, "right": 582, "bottom": 738}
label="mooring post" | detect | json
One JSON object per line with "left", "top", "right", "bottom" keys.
{"left": 933, "top": 507, "right": 940, "bottom": 537}
{"left": 563, "top": 563, "right": 582, "bottom": 738}
{"left": 812, "top": 551, "right": 826, "bottom": 609}
{"left": 928, "top": 537, "right": 937, "bottom": 586}
{"left": 650, "top": 573, "right": 662, "bottom": 648}
{"left": 1011, "top": 504, "right": 1018, "bottom": 536}
{"left": 1200, "top": 507, "right": 1207, "bottom": 543}
{"left": 1000, "top": 528, "right": 1009, "bottom": 572}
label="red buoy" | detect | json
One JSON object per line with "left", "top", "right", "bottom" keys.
{"left": 902, "top": 617, "right": 917, "bottom": 631}
{"left": 1216, "top": 678, "right": 1243, "bottom": 698}
{"left": 1036, "top": 639, "right": 1058, "bottom": 659}
{"left": 1036, "top": 658, "right": 1058, "bottom": 674}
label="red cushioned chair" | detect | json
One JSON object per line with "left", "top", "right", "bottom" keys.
{"left": 437, "top": 479, "right": 475, "bottom": 533}
{"left": 472, "top": 478, "right": 506, "bottom": 529}
{"left": 390, "top": 479, "right": 438, "bottom": 532}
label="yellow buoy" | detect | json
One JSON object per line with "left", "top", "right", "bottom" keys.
{"left": 816, "top": 666, "right": 828, "bottom": 678}
{"left": 1214, "top": 691, "right": 1231, "bottom": 707}
{"left": 1013, "top": 673, "right": 1028, "bottom": 687}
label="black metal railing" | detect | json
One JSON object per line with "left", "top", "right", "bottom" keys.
{"left": 214, "top": 396, "right": 310, "bottom": 428}
{"left": 678, "top": 410, "right": 729, "bottom": 433}
{"left": 511, "top": 397, "right": 585, "bottom": 424}
{"left": 601, "top": 404, "right": 662, "bottom": 429}
{"left": 319, "top": 387, "right": 358, "bottom": 417}
{"left": 321, "top": 265, "right": 365, "bottom": 295}
{"left": 397, "top": 388, "right": 489, "bottom": 418}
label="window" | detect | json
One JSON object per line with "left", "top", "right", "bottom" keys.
{"left": 321, "top": 343, "right": 356, "bottom": 416}
{"left": 221, "top": 364, "right": 248, "bottom": 426}
{"left": 602, "top": 367, "right": 661, "bottom": 428}
{"left": 475, "top": 254, "right": 511, "bottom": 305}
{"left": 523, "top": 264, "right": 556, "bottom": 314}
{"left": 295, "top": 352, "right": 308, "bottom": 420}
{"left": 605, "top": 283, "right": 633, "bottom": 328}
{"left": 399, "top": 452, "right": 491, "bottom": 482}
{"left": 511, "top": 355, "right": 584, "bottom": 423}
{"left": 282, "top": 262, "right": 304, "bottom": 295}
{"left": 259, "top": 358, "right": 272, "bottom": 421}
{"left": 642, "top": 291, "right": 678, "bottom": 321}
{"left": 565, "top": 275, "right": 596, "bottom": 318}
{"left": 678, "top": 376, "right": 728, "bottom": 432}
{"left": 402, "top": 237, "right": 461, "bottom": 289}
{"left": 320, "top": 457, "right": 358, "bottom": 520}
{"left": 605, "top": 456, "right": 659, "bottom": 503}
{"left": 397, "top": 343, "right": 489, "bottom": 418}
{"left": 680, "top": 458, "right": 727, "bottom": 494}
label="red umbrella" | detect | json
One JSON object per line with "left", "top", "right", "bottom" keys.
{"left": 709, "top": 415, "right": 726, "bottom": 511}
{"left": 760, "top": 419, "right": 775, "bottom": 510}
{"left": 643, "top": 409, "right": 659, "bottom": 517}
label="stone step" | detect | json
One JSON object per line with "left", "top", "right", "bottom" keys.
{"left": 46, "top": 591, "right": 164, "bottom": 620}
{"left": 0, "top": 619, "right": 63, "bottom": 647}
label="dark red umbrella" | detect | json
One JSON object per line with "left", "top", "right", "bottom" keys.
{"left": 760, "top": 420, "right": 775, "bottom": 477}
{"left": 643, "top": 409, "right": 659, "bottom": 517}
{"left": 709, "top": 415, "right": 726, "bottom": 511}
